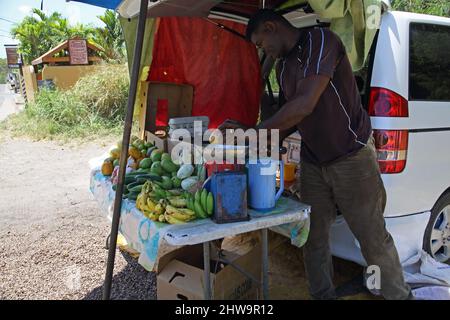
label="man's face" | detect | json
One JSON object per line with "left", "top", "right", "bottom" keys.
{"left": 251, "top": 21, "right": 282, "bottom": 59}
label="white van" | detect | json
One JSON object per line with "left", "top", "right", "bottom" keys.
{"left": 327, "top": 10, "right": 450, "bottom": 265}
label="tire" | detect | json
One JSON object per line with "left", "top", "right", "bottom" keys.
{"left": 423, "top": 192, "right": 450, "bottom": 264}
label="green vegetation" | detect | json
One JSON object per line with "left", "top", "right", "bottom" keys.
{"left": 1, "top": 65, "right": 131, "bottom": 141}
{"left": 10, "top": 9, "right": 126, "bottom": 65}
{"left": 391, "top": 0, "right": 450, "bottom": 17}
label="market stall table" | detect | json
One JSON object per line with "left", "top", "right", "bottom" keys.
{"left": 90, "top": 161, "right": 310, "bottom": 299}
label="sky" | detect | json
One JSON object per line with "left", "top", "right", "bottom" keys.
{"left": 0, "top": 0, "right": 108, "bottom": 58}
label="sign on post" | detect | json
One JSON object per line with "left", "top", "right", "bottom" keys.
{"left": 4, "top": 45, "right": 20, "bottom": 68}
{"left": 68, "top": 39, "right": 89, "bottom": 65}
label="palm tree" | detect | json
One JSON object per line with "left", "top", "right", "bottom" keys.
{"left": 92, "top": 10, "right": 126, "bottom": 63}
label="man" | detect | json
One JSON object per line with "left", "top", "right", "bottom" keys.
{"left": 220, "top": 9, "right": 412, "bottom": 300}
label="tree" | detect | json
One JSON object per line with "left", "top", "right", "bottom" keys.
{"left": 391, "top": 0, "right": 450, "bottom": 17}
{"left": 92, "top": 10, "right": 126, "bottom": 63}
{"left": 0, "top": 58, "right": 8, "bottom": 84}
{"left": 11, "top": 9, "right": 96, "bottom": 64}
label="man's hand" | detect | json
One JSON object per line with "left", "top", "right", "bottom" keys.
{"left": 218, "top": 119, "right": 249, "bottom": 132}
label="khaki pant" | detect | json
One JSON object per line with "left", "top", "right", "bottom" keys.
{"left": 300, "top": 136, "right": 412, "bottom": 300}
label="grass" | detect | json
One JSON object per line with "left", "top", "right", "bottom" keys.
{"left": 1, "top": 64, "right": 135, "bottom": 142}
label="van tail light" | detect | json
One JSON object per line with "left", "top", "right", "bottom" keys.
{"left": 369, "top": 88, "right": 409, "bottom": 117}
{"left": 373, "top": 130, "right": 408, "bottom": 174}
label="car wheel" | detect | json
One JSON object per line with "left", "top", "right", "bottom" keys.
{"left": 423, "top": 193, "right": 450, "bottom": 264}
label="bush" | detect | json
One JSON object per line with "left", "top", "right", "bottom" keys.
{"left": 3, "top": 64, "right": 130, "bottom": 141}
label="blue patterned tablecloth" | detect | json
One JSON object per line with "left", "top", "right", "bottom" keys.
{"left": 90, "top": 168, "right": 310, "bottom": 272}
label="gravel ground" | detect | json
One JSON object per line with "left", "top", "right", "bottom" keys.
{"left": 0, "top": 135, "right": 156, "bottom": 300}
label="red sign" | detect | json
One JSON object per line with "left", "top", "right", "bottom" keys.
{"left": 68, "top": 39, "right": 88, "bottom": 65}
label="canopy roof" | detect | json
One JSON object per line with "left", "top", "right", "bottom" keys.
{"left": 69, "top": 0, "right": 310, "bottom": 19}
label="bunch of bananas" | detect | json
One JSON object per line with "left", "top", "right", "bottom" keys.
{"left": 186, "top": 188, "right": 214, "bottom": 218}
{"left": 136, "top": 180, "right": 197, "bottom": 224}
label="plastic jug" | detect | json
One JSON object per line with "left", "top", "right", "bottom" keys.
{"left": 246, "top": 158, "right": 284, "bottom": 211}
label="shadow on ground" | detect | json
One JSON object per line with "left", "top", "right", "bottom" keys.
{"left": 83, "top": 251, "right": 156, "bottom": 300}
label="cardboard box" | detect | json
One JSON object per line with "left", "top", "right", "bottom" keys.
{"left": 144, "top": 82, "right": 194, "bottom": 133}
{"left": 157, "top": 243, "right": 262, "bottom": 300}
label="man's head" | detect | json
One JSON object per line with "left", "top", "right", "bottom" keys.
{"left": 246, "top": 9, "right": 294, "bottom": 59}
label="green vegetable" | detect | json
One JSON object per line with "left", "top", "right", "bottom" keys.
{"left": 161, "top": 158, "right": 179, "bottom": 173}
{"left": 161, "top": 176, "right": 173, "bottom": 190}
{"left": 150, "top": 161, "right": 164, "bottom": 176}
{"left": 150, "top": 149, "right": 163, "bottom": 162}
{"left": 139, "top": 158, "right": 152, "bottom": 169}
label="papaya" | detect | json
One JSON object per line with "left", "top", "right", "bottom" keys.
{"left": 128, "top": 146, "right": 142, "bottom": 160}
{"left": 110, "top": 148, "right": 121, "bottom": 159}
{"left": 161, "top": 158, "right": 178, "bottom": 173}
{"left": 139, "top": 158, "right": 152, "bottom": 169}
{"left": 150, "top": 149, "right": 163, "bottom": 162}
{"left": 150, "top": 161, "right": 164, "bottom": 176}
{"left": 161, "top": 153, "right": 171, "bottom": 162}
{"left": 101, "top": 161, "right": 114, "bottom": 176}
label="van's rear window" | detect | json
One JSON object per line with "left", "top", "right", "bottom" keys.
{"left": 409, "top": 23, "right": 450, "bottom": 101}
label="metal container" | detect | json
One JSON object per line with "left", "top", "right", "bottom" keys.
{"left": 209, "top": 171, "right": 249, "bottom": 224}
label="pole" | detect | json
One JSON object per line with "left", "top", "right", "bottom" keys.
{"left": 262, "top": 228, "right": 269, "bottom": 299}
{"left": 102, "top": 0, "right": 149, "bottom": 300}
{"left": 203, "top": 242, "right": 211, "bottom": 300}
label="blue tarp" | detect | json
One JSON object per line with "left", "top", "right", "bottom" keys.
{"left": 69, "top": 0, "right": 122, "bottom": 9}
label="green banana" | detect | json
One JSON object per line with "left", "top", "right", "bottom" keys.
{"left": 194, "top": 199, "right": 207, "bottom": 219}
{"left": 201, "top": 189, "right": 208, "bottom": 212}
{"left": 206, "top": 192, "right": 214, "bottom": 216}
{"left": 195, "top": 190, "right": 201, "bottom": 203}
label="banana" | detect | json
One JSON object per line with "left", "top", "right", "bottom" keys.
{"left": 194, "top": 199, "right": 207, "bottom": 219}
{"left": 165, "top": 212, "right": 186, "bottom": 224}
{"left": 165, "top": 205, "right": 195, "bottom": 221}
{"left": 206, "top": 192, "right": 214, "bottom": 216}
{"left": 195, "top": 190, "right": 201, "bottom": 203}
{"left": 148, "top": 212, "right": 159, "bottom": 221}
{"left": 146, "top": 198, "right": 157, "bottom": 212}
{"left": 155, "top": 203, "right": 165, "bottom": 215}
{"left": 201, "top": 189, "right": 208, "bottom": 212}
{"left": 168, "top": 196, "right": 187, "bottom": 208}
{"left": 158, "top": 214, "right": 166, "bottom": 223}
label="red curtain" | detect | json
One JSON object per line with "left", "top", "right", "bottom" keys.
{"left": 148, "top": 17, "right": 261, "bottom": 128}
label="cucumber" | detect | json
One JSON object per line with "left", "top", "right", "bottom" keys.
{"left": 126, "top": 181, "right": 142, "bottom": 190}
{"left": 124, "top": 176, "right": 136, "bottom": 185}
{"left": 129, "top": 185, "right": 143, "bottom": 193}
{"left": 127, "top": 192, "right": 140, "bottom": 201}
{"left": 134, "top": 174, "right": 163, "bottom": 182}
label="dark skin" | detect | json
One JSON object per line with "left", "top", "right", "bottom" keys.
{"left": 218, "top": 20, "right": 330, "bottom": 135}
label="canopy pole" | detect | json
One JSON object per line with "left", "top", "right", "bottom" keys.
{"left": 103, "top": 0, "right": 149, "bottom": 300}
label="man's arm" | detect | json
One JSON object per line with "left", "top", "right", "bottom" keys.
{"left": 256, "top": 74, "right": 330, "bottom": 131}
